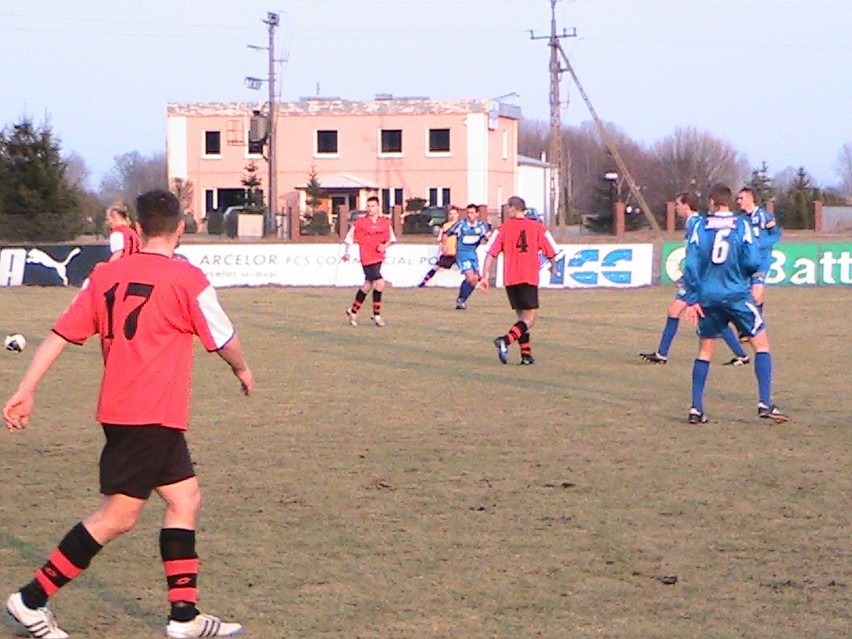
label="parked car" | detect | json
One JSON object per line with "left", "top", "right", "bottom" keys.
{"left": 403, "top": 206, "right": 448, "bottom": 235}
{"left": 334, "top": 209, "right": 368, "bottom": 234}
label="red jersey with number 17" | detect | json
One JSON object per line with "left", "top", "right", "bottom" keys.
{"left": 52, "top": 252, "right": 235, "bottom": 430}
{"left": 486, "top": 217, "right": 558, "bottom": 286}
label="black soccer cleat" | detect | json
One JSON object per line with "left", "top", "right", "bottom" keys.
{"left": 688, "top": 407, "right": 708, "bottom": 424}
{"left": 723, "top": 355, "right": 751, "bottom": 366}
{"left": 493, "top": 337, "right": 509, "bottom": 364}
{"left": 520, "top": 354, "right": 535, "bottom": 366}
{"left": 758, "top": 403, "right": 789, "bottom": 423}
{"left": 640, "top": 351, "right": 668, "bottom": 365}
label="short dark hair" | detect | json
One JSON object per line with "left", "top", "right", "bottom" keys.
{"left": 675, "top": 191, "right": 700, "bottom": 211}
{"left": 507, "top": 196, "right": 526, "bottom": 211}
{"left": 708, "top": 184, "right": 732, "bottom": 207}
{"left": 466, "top": 203, "right": 478, "bottom": 210}
{"left": 136, "top": 189, "right": 181, "bottom": 237}
{"left": 367, "top": 195, "right": 379, "bottom": 205}
{"left": 738, "top": 187, "right": 758, "bottom": 203}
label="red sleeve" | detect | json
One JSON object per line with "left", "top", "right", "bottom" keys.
{"left": 52, "top": 283, "right": 98, "bottom": 345}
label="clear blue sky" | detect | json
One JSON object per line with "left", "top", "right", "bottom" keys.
{"left": 2, "top": 0, "right": 850, "bottom": 189}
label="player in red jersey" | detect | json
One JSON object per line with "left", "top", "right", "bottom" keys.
{"left": 341, "top": 195, "right": 396, "bottom": 327}
{"left": 481, "top": 196, "right": 558, "bottom": 365}
{"left": 3, "top": 190, "right": 253, "bottom": 639}
{"left": 106, "top": 200, "right": 141, "bottom": 261}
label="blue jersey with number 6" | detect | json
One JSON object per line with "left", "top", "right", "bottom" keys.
{"left": 683, "top": 213, "right": 761, "bottom": 306}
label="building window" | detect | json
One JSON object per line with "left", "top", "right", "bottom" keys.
{"left": 248, "top": 138, "right": 264, "bottom": 156}
{"left": 316, "top": 130, "right": 338, "bottom": 155}
{"left": 428, "top": 188, "right": 451, "bottom": 207}
{"left": 428, "top": 128, "right": 450, "bottom": 153}
{"left": 204, "top": 131, "right": 221, "bottom": 156}
{"left": 380, "top": 129, "right": 402, "bottom": 154}
{"left": 381, "top": 188, "right": 405, "bottom": 213}
{"left": 205, "top": 190, "right": 215, "bottom": 213}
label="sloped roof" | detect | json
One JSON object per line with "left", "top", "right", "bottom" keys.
{"left": 298, "top": 173, "right": 378, "bottom": 190}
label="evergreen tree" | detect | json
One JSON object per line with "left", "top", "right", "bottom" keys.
{"left": 240, "top": 162, "right": 263, "bottom": 208}
{"left": 0, "top": 118, "right": 81, "bottom": 241}
{"left": 305, "top": 166, "right": 324, "bottom": 213}
{"left": 776, "top": 167, "right": 819, "bottom": 229}
{"left": 747, "top": 161, "right": 774, "bottom": 205}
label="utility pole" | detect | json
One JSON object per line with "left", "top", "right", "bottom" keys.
{"left": 530, "top": 0, "right": 575, "bottom": 232}
{"left": 263, "top": 12, "right": 279, "bottom": 237}
{"left": 556, "top": 45, "right": 660, "bottom": 232}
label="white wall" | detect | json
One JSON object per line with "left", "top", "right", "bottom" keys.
{"left": 466, "top": 113, "right": 489, "bottom": 204}
{"left": 166, "top": 116, "right": 188, "bottom": 181}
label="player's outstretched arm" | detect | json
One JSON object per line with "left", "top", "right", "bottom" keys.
{"left": 4, "top": 332, "right": 68, "bottom": 431}
{"left": 217, "top": 335, "right": 254, "bottom": 396}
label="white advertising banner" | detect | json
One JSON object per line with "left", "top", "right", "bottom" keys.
{"left": 175, "top": 243, "right": 653, "bottom": 289}
{"left": 495, "top": 243, "right": 654, "bottom": 289}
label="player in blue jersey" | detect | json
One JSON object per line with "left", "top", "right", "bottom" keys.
{"left": 737, "top": 187, "right": 781, "bottom": 313}
{"left": 641, "top": 192, "right": 750, "bottom": 366}
{"left": 682, "top": 184, "right": 788, "bottom": 425}
{"left": 443, "top": 203, "right": 491, "bottom": 309}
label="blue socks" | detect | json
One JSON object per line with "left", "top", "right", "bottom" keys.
{"left": 657, "top": 317, "right": 679, "bottom": 356}
{"left": 458, "top": 279, "right": 474, "bottom": 302}
{"left": 754, "top": 352, "right": 772, "bottom": 405}
{"left": 721, "top": 326, "right": 748, "bottom": 358}
{"left": 691, "top": 359, "right": 710, "bottom": 411}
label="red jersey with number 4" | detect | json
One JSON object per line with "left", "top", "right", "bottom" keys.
{"left": 52, "top": 252, "right": 235, "bottom": 430}
{"left": 349, "top": 215, "right": 395, "bottom": 266}
{"left": 109, "top": 226, "right": 142, "bottom": 257}
{"left": 487, "top": 217, "right": 558, "bottom": 286}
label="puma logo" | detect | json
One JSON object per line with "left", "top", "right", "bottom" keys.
{"left": 26, "top": 247, "right": 82, "bottom": 286}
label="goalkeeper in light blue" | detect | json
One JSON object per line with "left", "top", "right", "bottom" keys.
{"left": 682, "top": 184, "right": 788, "bottom": 425}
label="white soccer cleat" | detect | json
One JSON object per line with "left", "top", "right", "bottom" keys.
{"left": 345, "top": 308, "right": 358, "bottom": 327}
{"left": 165, "top": 613, "right": 244, "bottom": 638}
{"left": 5, "top": 592, "right": 69, "bottom": 639}
{"left": 371, "top": 315, "right": 386, "bottom": 327}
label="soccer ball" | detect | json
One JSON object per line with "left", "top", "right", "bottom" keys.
{"left": 4, "top": 334, "right": 26, "bottom": 352}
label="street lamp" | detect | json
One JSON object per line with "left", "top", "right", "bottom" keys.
{"left": 603, "top": 172, "right": 619, "bottom": 216}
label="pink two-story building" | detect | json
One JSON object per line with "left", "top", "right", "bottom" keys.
{"left": 167, "top": 96, "right": 542, "bottom": 227}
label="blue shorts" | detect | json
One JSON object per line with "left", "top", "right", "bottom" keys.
{"left": 697, "top": 300, "right": 766, "bottom": 339}
{"left": 456, "top": 253, "right": 479, "bottom": 274}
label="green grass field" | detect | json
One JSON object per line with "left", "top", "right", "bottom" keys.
{"left": 0, "top": 285, "right": 849, "bottom": 639}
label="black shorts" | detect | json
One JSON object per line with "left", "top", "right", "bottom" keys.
{"left": 436, "top": 255, "right": 456, "bottom": 269}
{"left": 99, "top": 425, "right": 195, "bottom": 499}
{"left": 506, "top": 284, "right": 539, "bottom": 310}
{"left": 362, "top": 262, "right": 384, "bottom": 282}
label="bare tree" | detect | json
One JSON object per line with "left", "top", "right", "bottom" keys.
{"left": 834, "top": 142, "right": 852, "bottom": 196}
{"left": 63, "top": 151, "right": 91, "bottom": 189}
{"left": 99, "top": 151, "right": 167, "bottom": 208}
{"left": 651, "top": 127, "right": 750, "bottom": 203}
